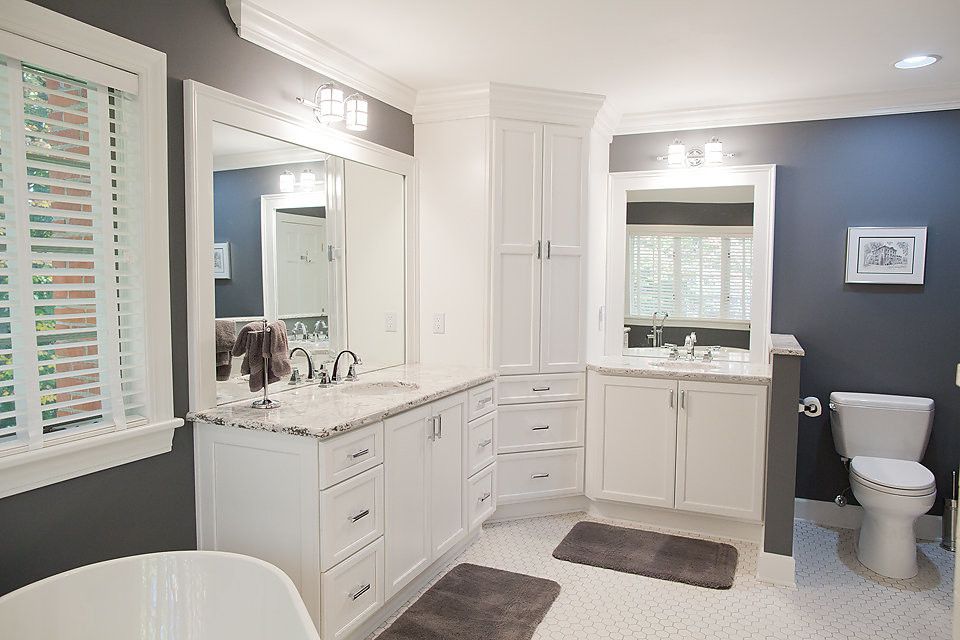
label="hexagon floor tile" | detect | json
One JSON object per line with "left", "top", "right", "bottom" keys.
{"left": 370, "top": 513, "right": 953, "bottom": 640}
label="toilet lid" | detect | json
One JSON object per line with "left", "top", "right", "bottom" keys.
{"left": 850, "top": 456, "right": 935, "bottom": 493}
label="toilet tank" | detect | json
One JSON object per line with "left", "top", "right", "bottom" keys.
{"left": 829, "top": 392, "right": 934, "bottom": 461}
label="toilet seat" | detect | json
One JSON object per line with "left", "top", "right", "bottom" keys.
{"left": 850, "top": 456, "right": 935, "bottom": 497}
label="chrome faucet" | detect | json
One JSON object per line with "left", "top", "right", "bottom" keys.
{"left": 292, "top": 321, "right": 307, "bottom": 340}
{"left": 684, "top": 332, "right": 697, "bottom": 359}
{"left": 313, "top": 318, "right": 328, "bottom": 340}
{"left": 288, "top": 347, "right": 315, "bottom": 381}
{"left": 331, "top": 350, "right": 362, "bottom": 383}
{"left": 648, "top": 312, "right": 669, "bottom": 348}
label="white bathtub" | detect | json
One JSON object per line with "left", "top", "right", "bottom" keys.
{"left": 0, "top": 551, "right": 320, "bottom": 640}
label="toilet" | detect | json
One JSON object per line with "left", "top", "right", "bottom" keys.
{"left": 829, "top": 392, "right": 936, "bottom": 579}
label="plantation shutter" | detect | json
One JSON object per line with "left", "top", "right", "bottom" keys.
{"left": 0, "top": 42, "right": 147, "bottom": 451}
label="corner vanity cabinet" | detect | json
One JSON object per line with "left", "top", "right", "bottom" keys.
{"left": 585, "top": 371, "right": 769, "bottom": 521}
{"left": 194, "top": 381, "right": 497, "bottom": 640}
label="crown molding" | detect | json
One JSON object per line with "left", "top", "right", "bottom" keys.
{"left": 616, "top": 85, "right": 960, "bottom": 135}
{"left": 212, "top": 146, "right": 327, "bottom": 172}
{"left": 225, "top": 0, "right": 416, "bottom": 114}
{"left": 414, "top": 82, "right": 608, "bottom": 130}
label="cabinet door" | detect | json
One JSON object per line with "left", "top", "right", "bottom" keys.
{"left": 540, "top": 124, "right": 587, "bottom": 373}
{"left": 383, "top": 405, "right": 431, "bottom": 598}
{"left": 430, "top": 393, "right": 467, "bottom": 557}
{"left": 675, "top": 381, "right": 767, "bottom": 521}
{"left": 492, "top": 119, "right": 543, "bottom": 375}
{"left": 585, "top": 375, "right": 678, "bottom": 508}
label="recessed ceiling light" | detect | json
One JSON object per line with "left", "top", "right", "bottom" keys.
{"left": 894, "top": 54, "right": 941, "bottom": 70}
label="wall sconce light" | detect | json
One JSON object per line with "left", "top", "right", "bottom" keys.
{"left": 658, "top": 137, "right": 734, "bottom": 167}
{"left": 298, "top": 84, "right": 370, "bottom": 132}
{"left": 279, "top": 168, "right": 318, "bottom": 193}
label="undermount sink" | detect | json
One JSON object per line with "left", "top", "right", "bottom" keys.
{"left": 648, "top": 360, "right": 721, "bottom": 371}
{"left": 338, "top": 380, "right": 420, "bottom": 395}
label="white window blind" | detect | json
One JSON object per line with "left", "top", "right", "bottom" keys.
{"left": 626, "top": 225, "right": 752, "bottom": 324}
{"left": 0, "top": 49, "right": 147, "bottom": 451}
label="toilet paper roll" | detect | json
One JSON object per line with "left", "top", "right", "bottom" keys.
{"left": 800, "top": 396, "right": 822, "bottom": 417}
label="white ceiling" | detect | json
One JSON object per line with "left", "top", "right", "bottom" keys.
{"left": 260, "top": 0, "right": 960, "bottom": 127}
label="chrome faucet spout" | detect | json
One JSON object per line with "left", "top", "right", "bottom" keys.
{"left": 331, "top": 350, "right": 362, "bottom": 383}
{"left": 288, "top": 347, "right": 315, "bottom": 380}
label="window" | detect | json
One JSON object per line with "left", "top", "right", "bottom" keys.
{"left": 0, "top": 7, "right": 178, "bottom": 498}
{"left": 626, "top": 225, "right": 752, "bottom": 325}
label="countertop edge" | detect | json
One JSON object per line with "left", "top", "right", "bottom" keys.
{"left": 770, "top": 334, "right": 805, "bottom": 357}
{"left": 586, "top": 363, "right": 771, "bottom": 385}
{"left": 186, "top": 372, "right": 497, "bottom": 440}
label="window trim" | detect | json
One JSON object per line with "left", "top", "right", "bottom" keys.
{"left": 0, "top": 1, "right": 181, "bottom": 498}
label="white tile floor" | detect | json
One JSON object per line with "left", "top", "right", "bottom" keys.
{"left": 371, "top": 512, "right": 954, "bottom": 640}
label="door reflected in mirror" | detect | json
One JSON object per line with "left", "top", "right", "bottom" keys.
{"left": 211, "top": 123, "right": 405, "bottom": 404}
{"left": 623, "top": 185, "right": 754, "bottom": 361}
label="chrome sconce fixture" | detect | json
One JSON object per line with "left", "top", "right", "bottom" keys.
{"left": 298, "top": 83, "right": 369, "bottom": 132}
{"left": 658, "top": 137, "right": 734, "bottom": 167}
{"left": 279, "top": 168, "right": 318, "bottom": 193}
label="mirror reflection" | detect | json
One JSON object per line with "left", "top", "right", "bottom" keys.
{"left": 211, "top": 123, "right": 405, "bottom": 403}
{"left": 623, "top": 185, "right": 754, "bottom": 361}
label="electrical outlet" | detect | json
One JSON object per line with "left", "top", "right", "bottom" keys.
{"left": 384, "top": 312, "right": 397, "bottom": 333}
{"left": 432, "top": 313, "right": 445, "bottom": 334}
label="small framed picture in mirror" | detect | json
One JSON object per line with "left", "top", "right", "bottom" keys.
{"left": 213, "top": 242, "right": 232, "bottom": 280}
{"left": 845, "top": 227, "right": 926, "bottom": 285}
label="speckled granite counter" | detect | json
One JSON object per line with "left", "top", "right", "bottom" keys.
{"left": 187, "top": 364, "right": 496, "bottom": 439}
{"left": 770, "top": 334, "right": 805, "bottom": 357}
{"left": 587, "top": 355, "right": 772, "bottom": 385}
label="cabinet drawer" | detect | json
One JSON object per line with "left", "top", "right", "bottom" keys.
{"left": 467, "top": 412, "right": 497, "bottom": 476}
{"left": 467, "top": 382, "right": 497, "bottom": 421}
{"left": 497, "top": 448, "right": 584, "bottom": 504}
{"left": 498, "top": 373, "right": 584, "bottom": 405}
{"left": 320, "top": 537, "right": 384, "bottom": 640}
{"left": 318, "top": 423, "right": 383, "bottom": 490}
{"left": 467, "top": 463, "right": 497, "bottom": 530}
{"left": 497, "top": 401, "right": 583, "bottom": 454}
{"left": 320, "top": 466, "right": 384, "bottom": 571}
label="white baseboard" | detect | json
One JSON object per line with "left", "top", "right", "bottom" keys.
{"left": 490, "top": 495, "right": 589, "bottom": 523}
{"left": 589, "top": 499, "right": 763, "bottom": 543}
{"left": 757, "top": 551, "right": 796, "bottom": 587}
{"left": 794, "top": 498, "right": 942, "bottom": 542}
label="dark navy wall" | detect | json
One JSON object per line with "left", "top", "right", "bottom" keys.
{"left": 0, "top": 0, "right": 413, "bottom": 596}
{"left": 213, "top": 161, "right": 326, "bottom": 318}
{"left": 612, "top": 109, "right": 960, "bottom": 514}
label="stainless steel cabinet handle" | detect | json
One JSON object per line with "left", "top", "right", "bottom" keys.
{"left": 531, "top": 425, "right": 550, "bottom": 431}
{"left": 680, "top": 390, "right": 686, "bottom": 410}
{"left": 349, "top": 509, "right": 370, "bottom": 523}
{"left": 350, "top": 584, "right": 371, "bottom": 600}
{"left": 428, "top": 416, "right": 438, "bottom": 440}
{"left": 669, "top": 390, "right": 674, "bottom": 408}
{"left": 478, "top": 492, "right": 492, "bottom": 503}
{"left": 350, "top": 448, "right": 370, "bottom": 459}
{"left": 532, "top": 386, "right": 551, "bottom": 392}
{"left": 477, "top": 397, "right": 492, "bottom": 407}
{"left": 478, "top": 438, "right": 493, "bottom": 448}
{"left": 437, "top": 414, "right": 442, "bottom": 439}
{"left": 536, "top": 240, "right": 542, "bottom": 259}
{"left": 546, "top": 240, "right": 552, "bottom": 259}
{"left": 531, "top": 473, "right": 550, "bottom": 479}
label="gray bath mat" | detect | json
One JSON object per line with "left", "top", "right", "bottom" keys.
{"left": 552, "top": 521, "right": 738, "bottom": 589}
{"left": 376, "top": 563, "right": 560, "bottom": 640}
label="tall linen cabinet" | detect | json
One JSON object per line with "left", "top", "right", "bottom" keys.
{"left": 415, "top": 83, "right": 611, "bottom": 513}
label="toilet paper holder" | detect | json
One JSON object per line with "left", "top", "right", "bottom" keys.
{"left": 799, "top": 396, "right": 822, "bottom": 417}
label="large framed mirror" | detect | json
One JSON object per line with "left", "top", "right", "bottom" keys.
{"left": 185, "top": 81, "right": 417, "bottom": 410}
{"left": 605, "top": 166, "right": 775, "bottom": 363}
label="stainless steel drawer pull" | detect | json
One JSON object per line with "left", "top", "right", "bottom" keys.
{"left": 478, "top": 438, "right": 493, "bottom": 448}
{"left": 531, "top": 473, "right": 550, "bottom": 479}
{"left": 669, "top": 390, "right": 674, "bottom": 408}
{"left": 349, "top": 509, "right": 370, "bottom": 523}
{"left": 680, "top": 390, "right": 686, "bottom": 410}
{"left": 477, "top": 396, "right": 492, "bottom": 406}
{"left": 478, "top": 492, "right": 492, "bottom": 503}
{"left": 532, "top": 386, "right": 551, "bottom": 392}
{"left": 531, "top": 425, "right": 550, "bottom": 431}
{"left": 350, "top": 584, "right": 371, "bottom": 600}
{"left": 350, "top": 448, "right": 370, "bottom": 459}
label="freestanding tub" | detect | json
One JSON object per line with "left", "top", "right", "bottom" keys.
{"left": 0, "top": 551, "right": 320, "bottom": 640}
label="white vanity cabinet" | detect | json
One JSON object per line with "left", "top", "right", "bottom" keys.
{"left": 585, "top": 371, "right": 768, "bottom": 522}
{"left": 194, "top": 381, "right": 497, "bottom": 640}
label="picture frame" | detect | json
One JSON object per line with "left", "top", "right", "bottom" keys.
{"left": 213, "top": 242, "right": 231, "bottom": 279}
{"left": 845, "top": 227, "right": 926, "bottom": 285}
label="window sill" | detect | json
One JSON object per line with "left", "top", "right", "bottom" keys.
{"left": 0, "top": 419, "right": 184, "bottom": 499}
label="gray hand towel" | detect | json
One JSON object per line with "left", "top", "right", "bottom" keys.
{"left": 215, "top": 320, "right": 236, "bottom": 381}
{"left": 232, "top": 321, "right": 292, "bottom": 392}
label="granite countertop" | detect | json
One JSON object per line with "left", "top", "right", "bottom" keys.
{"left": 187, "top": 363, "right": 496, "bottom": 439}
{"left": 587, "top": 355, "right": 773, "bottom": 385}
{"left": 770, "top": 334, "right": 805, "bottom": 357}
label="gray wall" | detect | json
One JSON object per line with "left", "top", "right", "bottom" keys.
{"left": 213, "top": 161, "right": 326, "bottom": 318}
{"left": 612, "top": 109, "right": 960, "bottom": 515}
{"left": 0, "top": 0, "right": 413, "bottom": 596}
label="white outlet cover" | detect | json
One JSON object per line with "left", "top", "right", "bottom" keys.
{"left": 384, "top": 312, "right": 397, "bottom": 332}
{"left": 432, "top": 313, "right": 445, "bottom": 334}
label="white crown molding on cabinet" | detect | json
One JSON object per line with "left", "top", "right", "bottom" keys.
{"left": 414, "top": 82, "right": 609, "bottom": 130}
{"left": 616, "top": 84, "right": 960, "bottom": 135}
{"left": 225, "top": 0, "right": 417, "bottom": 114}
{"left": 213, "top": 146, "right": 328, "bottom": 172}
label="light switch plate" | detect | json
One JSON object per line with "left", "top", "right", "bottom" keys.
{"left": 384, "top": 312, "right": 397, "bottom": 332}
{"left": 432, "top": 313, "right": 445, "bottom": 334}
